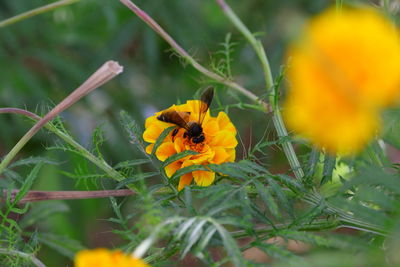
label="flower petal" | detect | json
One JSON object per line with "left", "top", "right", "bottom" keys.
{"left": 145, "top": 144, "right": 154, "bottom": 154}
{"left": 217, "top": 112, "right": 236, "bottom": 134}
{"left": 178, "top": 173, "right": 193, "bottom": 191}
{"left": 193, "top": 170, "right": 215, "bottom": 187}
{"left": 210, "top": 130, "right": 238, "bottom": 148}
{"left": 212, "top": 147, "right": 230, "bottom": 164}
{"left": 155, "top": 141, "right": 177, "bottom": 161}
{"left": 165, "top": 161, "right": 182, "bottom": 177}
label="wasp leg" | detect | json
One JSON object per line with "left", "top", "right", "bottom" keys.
{"left": 183, "top": 132, "right": 188, "bottom": 139}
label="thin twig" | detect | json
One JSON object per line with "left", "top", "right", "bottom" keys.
{"left": 119, "top": 0, "right": 271, "bottom": 112}
{"left": 0, "top": 249, "right": 45, "bottom": 267}
{"left": 0, "top": 0, "right": 80, "bottom": 28}
{"left": 0, "top": 61, "right": 123, "bottom": 175}
{"left": 1, "top": 189, "right": 134, "bottom": 204}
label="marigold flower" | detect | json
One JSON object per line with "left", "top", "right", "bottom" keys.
{"left": 143, "top": 100, "right": 237, "bottom": 190}
{"left": 283, "top": 7, "right": 400, "bottom": 155}
{"left": 75, "top": 248, "right": 150, "bottom": 267}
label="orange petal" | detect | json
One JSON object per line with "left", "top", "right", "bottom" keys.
{"left": 210, "top": 131, "right": 238, "bottom": 148}
{"left": 174, "top": 137, "right": 186, "bottom": 153}
{"left": 226, "top": 148, "right": 236, "bottom": 162}
{"left": 212, "top": 147, "right": 230, "bottom": 164}
{"left": 165, "top": 161, "right": 182, "bottom": 177}
{"left": 193, "top": 170, "right": 215, "bottom": 187}
{"left": 145, "top": 144, "right": 154, "bottom": 154}
{"left": 203, "top": 120, "right": 219, "bottom": 137}
{"left": 217, "top": 112, "right": 236, "bottom": 134}
{"left": 143, "top": 124, "right": 163, "bottom": 143}
{"left": 155, "top": 142, "right": 177, "bottom": 161}
{"left": 178, "top": 173, "right": 193, "bottom": 191}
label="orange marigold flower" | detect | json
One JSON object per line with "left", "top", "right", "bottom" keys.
{"left": 143, "top": 100, "right": 237, "bottom": 190}
{"left": 283, "top": 7, "right": 400, "bottom": 155}
{"left": 75, "top": 248, "right": 150, "bottom": 267}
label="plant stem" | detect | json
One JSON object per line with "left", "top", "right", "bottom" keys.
{"left": 0, "top": 61, "right": 122, "bottom": 175}
{"left": 0, "top": 249, "right": 45, "bottom": 267}
{"left": 0, "top": 0, "right": 80, "bottom": 28}
{"left": 0, "top": 108, "right": 125, "bottom": 182}
{"left": 216, "top": 0, "right": 304, "bottom": 180}
{"left": 2, "top": 189, "right": 134, "bottom": 203}
{"left": 119, "top": 0, "right": 271, "bottom": 112}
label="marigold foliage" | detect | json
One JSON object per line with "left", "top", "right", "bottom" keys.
{"left": 143, "top": 100, "right": 237, "bottom": 190}
{"left": 75, "top": 248, "right": 150, "bottom": 267}
{"left": 283, "top": 7, "right": 400, "bottom": 155}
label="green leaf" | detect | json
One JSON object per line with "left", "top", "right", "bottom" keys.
{"left": 114, "top": 159, "right": 151, "bottom": 169}
{"left": 152, "top": 126, "right": 176, "bottom": 155}
{"left": 170, "top": 165, "right": 208, "bottom": 181}
{"left": 38, "top": 233, "right": 86, "bottom": 259}
{"left": 321, "top": 154, "right": 336, "bottom": 185}
{"left": 13, "top": 163, "right": 43, "bottom": 204}
{"left": 116, "top": 172, "right": 159, "bottom": 189}
{"left": 212, "top": 220, "right": 245, "bottom": 267}
{"left": 19, "top": 202, "right": 69, "bottom": 228}
{"left": 181, "top": 219, "right": 207, "bottom": 258}
{"left": 161, "top": 150, "right": 199, "bottom": 168}
{"left": 268, "top": 178, "right": 293, "bottom": 217}
{"left": 253, "top": 180, "right": 280, "bottom": 219}
{"left": 208, "top": 163, "right": 248, "bottom": 180}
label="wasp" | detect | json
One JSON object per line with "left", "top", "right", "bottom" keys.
{"left": 157, "top": 87, "right": 214, "bottom": 144}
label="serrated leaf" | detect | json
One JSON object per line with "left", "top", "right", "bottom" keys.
{"left": 254, "top": 180, "right": 280, "bottom": 219}
{"left": 20, "top": 202, "right": 69, "bottom": 228}
{"left": 170, "top": 165, "right": 207, "bottom": 181}
{"left": 114, "top": 159, "right": 151, "bottom": 169}
{"left": 208, "top": 163, "right": 248, "bottom": 180}
{"left": 13, "top": 163, "right": 43, "bottom": 204}
{"left": 195, "top": 225, "right": 217, "bottom": 253}
{"left": 176, "top": 217, "right": 198, "bottom": 240}
{"left": 181, "top": 219, "right": 207, "bottom": 258}
{"left": 161, "top": 150, "right": 199, "bottom": 168}
{"left": 267, "top": 178, "right": 293, "bottom": 217}
{"left": 152, "top": 126, "right": 175, "bottom": 155}
{"left": 38, "top": 233, "right": 86, "bottom": 259}
{"left": 212, "top": 221, "right": 245, "bottom": 267}
{"left": 9, "top": 156, "right": 59, "bottom": 168}
{"left": 321, "top": 154, "right": 336, "bottom": 185}
{"left": 116, "top": 172, "right": 159, "bottom": 189}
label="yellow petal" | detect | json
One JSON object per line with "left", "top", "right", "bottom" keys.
{"left": 143, "top": 124, "right": 163, "bottom": 143}
{"left": 165, "top": 161, "right": 182, "bottom": 177}
{"left": 203, "top": 120, "right": 219, "bottom": 137}
{"left": 226, "top": 148, "right": 236, "bottom": 162}
{"left": 212, "top": 147, "right": 230, "bottom": 164}
{"left": 145, "top": 144, "right": 154, "bottom": 154}
{"left": 217, "top": 112, "right": 237, "bottom": 134}
{"left": 210, "top": 131, "right": 238, "bottom": 148}
{"left": 193, "top": 170, "right": 215, "bottom": 187}
{"left": 155, "top": 142, "right": 177, "bottom": 161}
{"left": 178, "top": 173, "right": 193, "bottom": 191}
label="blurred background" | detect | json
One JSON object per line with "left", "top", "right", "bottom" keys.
{"left": 0, "top": 0, "right": 378, "bottom": 265}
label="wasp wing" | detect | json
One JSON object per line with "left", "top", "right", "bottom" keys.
{"left": 157, "top": 111, "right": 190, "bottom": 130}
{"left": 198, "top": 86, "right": 214, "bottom": 125}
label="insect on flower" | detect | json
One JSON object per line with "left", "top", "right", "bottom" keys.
{"left": 157, "top": 87, "right": 214, "bottom": 144}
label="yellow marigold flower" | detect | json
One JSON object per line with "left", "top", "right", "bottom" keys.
{"left": 143, "top": 100, "right": 237, "bottom": 191}
{"left": 283, "top": 7, "right": 400, "bottom": 155}
{"left": 75, "top": 248, "right": 150, "bottom": 267}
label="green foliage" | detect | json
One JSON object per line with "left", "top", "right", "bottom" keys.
{"left": 1, "top": 0, "right": 400, "bottom": 266}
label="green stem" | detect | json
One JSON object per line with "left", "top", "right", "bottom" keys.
{"left": 216, "top": 0, "right": 304, "bottom": 180}
{"left": 0, "top": 0, "right": 80, "bottom": 28}
{"left": 0, "top": 108, "right": 125, "bottom": 182}
{"left": 119, "top": 0, "right": 271, "bottom": 112}
{"left": 0, "top": 249, "right": 45, "bottom": 267}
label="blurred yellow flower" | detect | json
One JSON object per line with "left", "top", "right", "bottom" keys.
{"left": 284, "top": 7, "right": 400, "bottom": 155}
{"left": 75, "top": 248, "right": 150, "bottom": 267}
{"left": 143, "top": 100, "right": 237, "bottom": 190}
